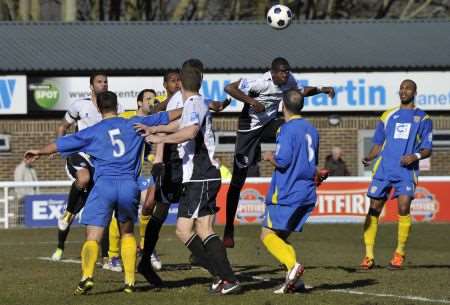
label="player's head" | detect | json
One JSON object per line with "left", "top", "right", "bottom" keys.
{"left": 271, "top": 57, "right": 291, "bottom": 86}
{"left": 137, "top": 89, "right": 157, "bottom": 115}
{"left": 163, "top": 69, "right": 181, "bottom": 96}
{"left": 182, "top": 58, "right": 204, "bottom": 81}
{"left": 96, "top": 91, "right": 118, "bottom": 115}
{"left": 89, "top": 72, "right": 108, "bottom": 95}
{"left": 182, "top": 58, "right": 204, "bottom": 72}
{"left": 180, "top": 65, "right": 202, "bottom": 93}
{"left": 399, "top": 79, "right": 417, "bottom": 104}
{"left": 282, "top": 89, "right": 304, "bottom": 115}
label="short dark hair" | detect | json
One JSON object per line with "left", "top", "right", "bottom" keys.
{"left": 96, "top": 91, "right": 118, "bottom": 114}
{"left": 271, "top": 57, "right": 290, "bottom": 71}
{"left": 182, "top": 58, "right": 204, "bottom": 72}
{"left": 89, "top": 72, "right": 107, "bottom": 86}
{"left": 181, "top": 66, "right": 202, "bottom": 92}
{"left": 137, "top": 89, "right": 157, "bottom": 102}
{"left": 163, "top": 69, "right": 180, "bottom": 82}
{"left": 283, "top": 89, "right": 304, "bottom": 115}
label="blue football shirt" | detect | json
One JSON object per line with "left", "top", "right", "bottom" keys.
{"left": 266, "top": 116, "right": 319, "bottom": 207}
{"left": 56, "top": 112, "right": 169, "bottom": 180}
{"left": 372, "top": 106, "right": 432, "bottom": 181}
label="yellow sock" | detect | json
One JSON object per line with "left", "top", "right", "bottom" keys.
{"left": 139, "top": 214, "right": 151, "bottom": 249}
{"left": 121, "top": 235, "right": 137, "bottom": 285}
{"left": 396, "top": 215, "right": 412, "bottom": 256}
{"left": 81, "top": 240, "right": 99, "bottom": 280}
{"left": 363, "top": 215, "right": 379, "bottom": 259}
{"left": 108, "top": 217, "right": 121, "bottom": 258}
{"left": 262, "top": 233, "right": 296, "bottom": 271}
{"left": 285, "top": 242, "right": 297, "bottom": 261}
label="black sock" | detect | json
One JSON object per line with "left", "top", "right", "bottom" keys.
{"left": 203, "top": 234, "right": 237, "bottom": 282}
{"left": 141, "top": 216, "right": 163, "bottom": 262}
{"left": 100, "top": 223, "right": 110, "bottom": 258}
{"left": 66, "top": 182, "right": 85, "bottom": 214}
{"left": 225, "top": 185, "right": 241, "bottom": 233}
{"left": 225, "top": 163, "right": 247, "bottom": 232}
{"left": 57, "top": 227, "right": 70, "bottom": 250}
{"left": 185, "top": 234, "right": 217, "bottom": 277}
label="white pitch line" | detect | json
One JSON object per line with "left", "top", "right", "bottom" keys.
{"left": 0, "top": 240, "right": 83, "bottom": 246}
{"left": 37, "top": 257, "right": 103, "bottom": 266}
{"left": 31, "top": 257, "right": 450, "bottom": 304}
{"left": 331, "top": 289, "right": 450, "bottom": 304}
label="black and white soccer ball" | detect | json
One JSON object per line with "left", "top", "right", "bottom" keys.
{"left": 266, "top": 4, "right": 292, "bottom": 30}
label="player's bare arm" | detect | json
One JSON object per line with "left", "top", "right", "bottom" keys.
{"left": 56, "top": 118, "right": 74, "bottom": 137}
{"left": 134, "top": 120, "right": 180, "bottom": 137}
{"left": 208, "top": 98, "right": 232, "bottom": 112}
{"left": 146, "top": 124, "right": 199, "bottom": 145}
{"left": 225, "top": 80, "right": 265, "bottom": 113}
{"left": 362, "top": 144, "right": 383, "bottom": 166}
{"left": 24, "top": 143, "right": 58, "bottom": 162}
{"left": 400, "top": 148, "right": 432, "bottom": 166}
{"left": 302, "top": 86, "right": 335, "bottom": 99}
{"left": 263, "top": 151, "right": 278, "bottom": 167}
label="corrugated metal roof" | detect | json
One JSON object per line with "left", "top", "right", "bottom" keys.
{"left": 0, "top": 20, "right": 449, "bottom": 73}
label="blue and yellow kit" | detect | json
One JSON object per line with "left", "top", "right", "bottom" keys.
{"left": 368, "top": 106, "right": 432, "bottom": 199}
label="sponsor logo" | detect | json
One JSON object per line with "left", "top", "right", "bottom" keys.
{"left": 411, "top": 187, "right": 439, "bottom": 222}
{"left": 31, "top": 83, "right": 60, "bottom": 109}
{"left": 0, "top": 79, "right": 16, "bottom": 109}
{"left": 312, "top": 189, "right": 370, "bottom": 218}
{"left": 32, "top": 199, "right": 65, "bottom": 220}
{"left": 394, "top": 123, "right": 411, "bottom": 139}
{"left": 236, "top": 189, "right": 266, "bottom": 224}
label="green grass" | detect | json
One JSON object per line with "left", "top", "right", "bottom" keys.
{"left": 1, "top": 224, "right": 449, "bottom": 305}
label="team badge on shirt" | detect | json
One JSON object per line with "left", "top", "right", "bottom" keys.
{"left": 190, "top": 112, "right": 199, "bottom": 122}
{"left": 414, "top": 116, "right": 421, "bottom": 123}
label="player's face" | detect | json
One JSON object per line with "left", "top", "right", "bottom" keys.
{"left": 399, "top": 81, "right": 416, "bottom": 104}
{"left": 91, "top": 75, "right": 108, "bottom": 95}
{"left": 164, "top": 73, "right": 181, "bottom": 95}
{"left": 141, "top": 91, "right": 157, "bottom": 115}
{"left": 271, "top": 65, "right": 290, "bottom": 86}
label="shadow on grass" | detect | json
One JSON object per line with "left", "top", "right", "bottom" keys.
{"left": 313, "top": 279, "right": 378, "bottom": 291}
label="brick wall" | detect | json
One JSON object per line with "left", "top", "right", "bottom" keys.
{"left": 1, "top": 113, "right": 449, "bottom": 181}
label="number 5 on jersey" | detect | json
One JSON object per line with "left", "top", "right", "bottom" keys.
{"left": 108, "top": 129, "right": 125, "bottom": 157}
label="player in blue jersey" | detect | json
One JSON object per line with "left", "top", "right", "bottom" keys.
{"left": 24, "top": 91, "right": 181, "bottom": 294}
{"left": 360, "top": 79, "right": 432, "bottom": 270}
{"left": 261, "top": 89, "right": 324, "bottom": 294}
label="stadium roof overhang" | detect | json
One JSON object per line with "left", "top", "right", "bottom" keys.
{"left": 0, "top": 20, "right": 449, "bottom": 74}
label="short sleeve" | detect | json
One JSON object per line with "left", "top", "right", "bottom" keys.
{"left": 56, "top": 127, "right": 94, "bottom": 157}
{"left": 274, "top": 126, "right": 293, "bottom": 169}
{"left": 139, "top": 111, "right": 170, "bottom": 127}
{"left": 238, "top": 77, "right": 268, "bottom": 96}
{"left": 419, "top": 117, "right": 433, "bottom": 150}
{"left": 64, "top": 101, "right": 79, "bottom": 124}
{"left": 372, "top": 120, "right": 385, "bottom": 145}
{"left": 180, "top": 97, "right": 208, "bottom": 128}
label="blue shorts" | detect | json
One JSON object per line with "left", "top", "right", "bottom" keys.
{"left": 80, "top": 177, "right": 140, "bottom": 227}
{"left": 367, "top": 178, "right": 415, "bottom": 200}
{"left": 262, "top": 203, "right": 315, "bottom": 233}
{"left": 137, "top": 175, "right": 155, "bottom": 191}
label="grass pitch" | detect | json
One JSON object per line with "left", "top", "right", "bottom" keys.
{"left": 1, "top": 224, "right": 449, "bottom": 305}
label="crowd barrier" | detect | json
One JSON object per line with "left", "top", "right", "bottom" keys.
{"left": 1, "top": 177, "right": 449, "bottom": 228}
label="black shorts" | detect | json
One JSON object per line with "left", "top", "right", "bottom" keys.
{"left": 177, "top": 180, "right": 221, "bottom": 219}
{"left": 65, "top": 153, "right": 94, "bottom": 180}
{"left": 156, "top": 159, "right": 183, "bottom": 205}
{"left": 234, "top": 118, "right": 284, "bottom": 168}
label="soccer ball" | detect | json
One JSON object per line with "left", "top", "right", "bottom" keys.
{"left": 266, "top": 4, "right": 292, "bottom": 30}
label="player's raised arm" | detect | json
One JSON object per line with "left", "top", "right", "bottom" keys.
{"left": 225, "top": 80, "right": 265, "bottom": 113}
{"left": 208, "top": 98, "right": 232, "bottom": 112}
{"left": 302, "top": 86, "right": 335, "bottom": 99}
